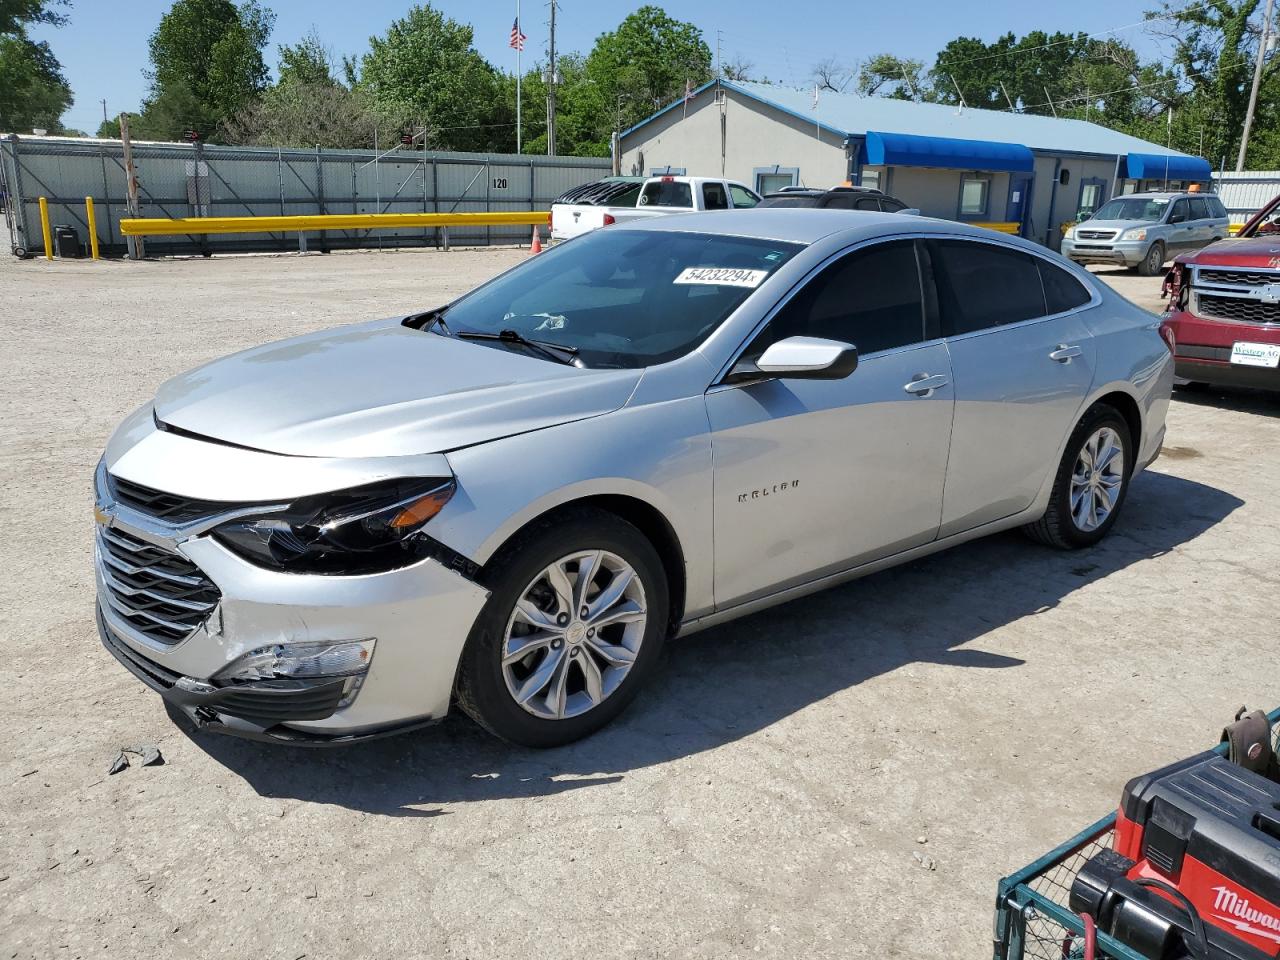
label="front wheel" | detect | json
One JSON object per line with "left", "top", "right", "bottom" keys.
{"left": 1023, "top": 405, "right": 1134, "bottom": 549}
{"left": 1136, "top": 241, "right": 1166, "bottom": 277}
{"left": 454, "top": 508, "right": 669, "bottom": 747}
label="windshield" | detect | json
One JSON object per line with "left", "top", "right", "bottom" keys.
{"left": 1241, "top": 196, "right": 1280, "bottom": 237}
{"left": 639, "top": 180, "right": 693, "bottom": 208}
{"left": 1091, "top": 197, "right": 1170, "bottom": 222}
{"left": 438, "top": 229, "right": 802, "bottom": 369}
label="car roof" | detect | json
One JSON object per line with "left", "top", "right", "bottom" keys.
{"left": 1117, "top": 191, "right": 1220, "bottom": 200}
{"left": 615, "top": 208, "right": 1004, "bottom": 245}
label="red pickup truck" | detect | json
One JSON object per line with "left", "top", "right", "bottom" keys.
{"left": 1161, "top": 193, "right": 1280, "bottom": 390}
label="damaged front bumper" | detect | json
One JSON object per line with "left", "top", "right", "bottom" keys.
{"left": 95, "top": 518, "right": 491, "bottom": 745}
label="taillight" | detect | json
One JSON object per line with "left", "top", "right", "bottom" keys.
{"left": 602, "top": 213, "right": 616, "bottom": 226}
{"left": 1158, "top": 320, "right": 1176, "bottom": 355}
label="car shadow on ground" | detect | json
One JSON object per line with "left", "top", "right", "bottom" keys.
{"left": 182, "top": 470, "right": 1242, "bottom": 816}
{"left": 1172, "top": 384, "right": 1280, "bottom": 419}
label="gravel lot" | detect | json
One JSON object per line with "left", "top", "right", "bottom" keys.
{"left": 2, "top": 236, "right": 1278, "bottom": 960}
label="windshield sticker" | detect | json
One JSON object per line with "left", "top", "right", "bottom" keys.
{"left": 674, "top": 267, "right": 769, "bottom": 288}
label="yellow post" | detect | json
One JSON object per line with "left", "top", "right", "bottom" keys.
{"left": 38, "top": 196, "right": 53, "bottom": 260}
{"left": 85, "top": 197, "right": 100, "bottom": 260}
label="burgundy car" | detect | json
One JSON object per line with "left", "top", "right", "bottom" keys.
{"left": 1161, "top": 194, "right": 1280, "bottom": 390}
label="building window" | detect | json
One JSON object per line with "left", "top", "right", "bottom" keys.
{"left": 958, "top": 176, "right": 990, "bottom": 218}
{"left": 1077, "top": 178, "right": 1106, "bottom": 219}
{"left": 753, "top": 166, "right": 799, "bottom": 195}
{"left": 859, "top": 169, "right": 882, "bottom": 191}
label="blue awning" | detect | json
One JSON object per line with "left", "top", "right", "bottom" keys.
{"left": 1121, "top": 152, "right": 1212, "bottom": 182}
{"left": 858, "top": 130, "right": 1034, "bottom": 173}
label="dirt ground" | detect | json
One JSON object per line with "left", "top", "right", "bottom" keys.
{"left": 2, "top": 235, "right": 1278, "bottom": 960}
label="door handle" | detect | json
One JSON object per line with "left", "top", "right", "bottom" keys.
{"left": 904, "top": 373, "right": 949, "bottom": 395}
{"left": 1049, "top": 344, "right": 1082, "bottom": 363}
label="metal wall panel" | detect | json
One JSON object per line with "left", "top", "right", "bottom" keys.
{"left": 2, "top": 134, "right": 608, "bottom": 257}
{"left": 1212, "top": 171, "right": 1280, "bottom": 225}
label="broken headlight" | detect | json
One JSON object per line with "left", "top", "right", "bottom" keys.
{"left": 213, "top": 478, "right": 455, "bottom": 574}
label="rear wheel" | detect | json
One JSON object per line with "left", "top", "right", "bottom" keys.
{"left": 1136, "top": 241, "right": 1166, "bottom": 277}
{"left": 455, "top": 508, "right": 668, "bottom": 747}
{"left": 1024, "top": 405, "right": 1134, "bottom": 549}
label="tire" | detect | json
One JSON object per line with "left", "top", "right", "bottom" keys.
{"left": 1023, "top": 404, "right": 1134, "bottom": 550}
{"left": 1136, "top": 241, "right": 1166, "bottom": 277}
{"left": 454, "top": 507, "right": 669, "bottom": 747}
{"left": 14, "top": 246, "right": 28, "bottom": 259}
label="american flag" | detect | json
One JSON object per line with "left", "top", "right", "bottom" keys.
{"left": 509, "top": 18, "right": 526, "bottom": 52}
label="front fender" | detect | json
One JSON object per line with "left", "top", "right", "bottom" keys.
{"left": 429, "top": 397, "right": 715, "bottom": 620}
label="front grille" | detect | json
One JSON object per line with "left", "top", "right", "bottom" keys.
{"left": 1198, "top": 268, "right": 1280, "bottom": 287}
{"left": 109, "top": 474, "right": 234, "bottom": 524}
{"left": 98, "top": 611, "right": 182, "bottom": 691}
{"left": 1195, "top": 294, "right": 1280, "bottom": 326}
{"left": 96, "top": 526, "right": 220, "bottom": 644}
{"left": 1077, "top": 229, "right": 1118, "bottom": 241}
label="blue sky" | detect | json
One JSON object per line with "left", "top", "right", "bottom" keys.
{"left": 32, "top": 0, "right": 1177, "bottom": 135}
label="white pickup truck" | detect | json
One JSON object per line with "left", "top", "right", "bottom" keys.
{"left": 550, "top": 175, "right": 762, "bottom": 242}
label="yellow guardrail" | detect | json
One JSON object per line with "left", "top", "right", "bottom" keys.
{"left": 973, "top": 221, "right": 1020, "bottom": 235}
{"left": 119, "top": 210, "right": 549, "bottom": 237}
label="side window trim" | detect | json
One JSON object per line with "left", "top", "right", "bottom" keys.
{"left": 711, "top": 237, "right": 933, "bottom": 386}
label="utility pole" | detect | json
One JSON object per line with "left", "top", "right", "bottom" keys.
{"left": 100, "top": 99, "right": 108, "bottom": 127}
{"left": 1238, "top": 0, "right": 1275, "bottom": 170}
{"left": 546, "top": 0, "right": 557, "bottom": 156}
{"left": 119, "top": 113, "right": 144, "bottom": 259}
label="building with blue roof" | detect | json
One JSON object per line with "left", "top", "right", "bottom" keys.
{"left": 617, "top": 79, "right": 1214, "bottom": 248}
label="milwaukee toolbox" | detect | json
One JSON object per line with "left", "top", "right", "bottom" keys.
{"left": 1068, "top": 751, "right": 1280, "bottom": 959}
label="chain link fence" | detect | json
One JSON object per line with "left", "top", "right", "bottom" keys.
{"left": 0, "top": 135, "right": 610, "bottom": 258}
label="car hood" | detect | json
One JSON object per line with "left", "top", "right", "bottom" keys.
{"left": 153, "top": 319, "right": 643, "bottom": 458}
{"left": 1074, "top": 219, "right": 1157, "bottom": 232}
{"left": 1175, "top": 235, "right": 1280, "bottom": 267}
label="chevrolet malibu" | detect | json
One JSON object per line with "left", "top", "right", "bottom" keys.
{"left": 95, "top": 211, "right": 1172, "bottom": 747}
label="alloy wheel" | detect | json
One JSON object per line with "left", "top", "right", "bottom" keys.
{"left": 501, "top": 549, "right": 648, "bottom": 720}
{"left": 1069, "top": 426, "right": 1125, "bottom": 532}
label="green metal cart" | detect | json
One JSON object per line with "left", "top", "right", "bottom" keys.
{"left": 993, "top": 707, "right": 1280, "bottom": 960}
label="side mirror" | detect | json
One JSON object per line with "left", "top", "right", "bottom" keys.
{"left": 898, "top": 207, "right": 922, "bottom": 216}
{"left": 729, "top": 336, "right": 859, "bottom": 383}
{"left": 1169, "top": 212, "right": 1186, "bottom": 224}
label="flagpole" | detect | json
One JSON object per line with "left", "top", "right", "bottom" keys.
{"left": 516, "top": 0, "right": 522, "bottom": 153}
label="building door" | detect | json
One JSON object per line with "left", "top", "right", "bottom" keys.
{"left": 1005, "top": 173, "right": 1034, "bottom": 236}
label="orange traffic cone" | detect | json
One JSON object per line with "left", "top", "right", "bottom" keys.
{"left": 530, "top": 225, "right": 543, "bottom": 255}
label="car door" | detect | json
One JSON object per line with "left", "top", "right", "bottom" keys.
{"left": 1166, "top": 198, "right": 1198, "bottom": 252}
{"left": 926, "top": 238, "right": 1097, "bottom": 538}
{"left": 705, "top": 239, "right": 955, "bottom": 607}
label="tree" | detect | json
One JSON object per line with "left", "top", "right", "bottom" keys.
{"left": 356, "top": 4, "right": 502, "bottom": 152}
{"left": 720, "top": 55, "right": 754, "bottom": 82}
{"left": 277, "top": 28, "right": 334, "bottom": 87}
{"left": 858, "top": 54, "right": 927, "bottom": 99}
{"left": 1146, "top": 0, "right": 1277, "bottom": 166}
{"left": 96, "top": 112, "right": 139, "bottom": 139}
{"left": 812, "top": 56, "right": 852, "bottom": 92}
{"left": 141, "top": 0, "right": 274, "bottom": 140}
{"left": 577, "top": 6, "right": 712, "bottom": 154}
{"left": 0, "top": 0, "right": 72, "bottom": 132}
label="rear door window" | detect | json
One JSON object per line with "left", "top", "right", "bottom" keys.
{"left": 1188, "top": 197, "right": 1211, "bottom": 221}
{"left": 749, "top": 240, "right": 926, "bottom": 357}
{"left": 640, "top": 180, "right": 693, "bottom": 208}
{"left": 702, "top": 182, "right": 729, "bottom": 210}
{"left": 821, "top": 193, "right": 858, "bottom": 209}
{"left": 929, "top": 239, "right": 1047, "bottom": 334}
{"left": 879, "top": 198, "right": 907, "bottom": 212}
{"left": 855, "top": 197, "right": 882, "bottom": 211}
{"left": 1038, "top": 261, "right": 1093, "bottom": 315}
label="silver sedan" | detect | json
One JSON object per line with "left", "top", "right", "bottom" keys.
{"left": 94, "top": 211, "right": 1172, "bottom": 746}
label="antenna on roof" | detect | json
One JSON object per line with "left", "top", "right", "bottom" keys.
{"left": 949, "top": 74, "right": 967, "bottom": 113}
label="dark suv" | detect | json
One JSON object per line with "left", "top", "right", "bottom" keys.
{"left": 756, "top": 186, "right": 917, "bottom": 214}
